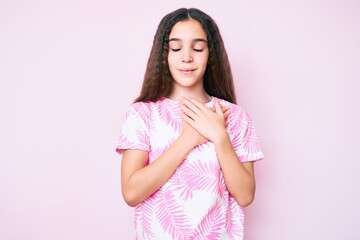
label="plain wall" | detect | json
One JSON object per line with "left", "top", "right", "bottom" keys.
{"left": 1, "top": 0, "right": 359, "bottom": 239}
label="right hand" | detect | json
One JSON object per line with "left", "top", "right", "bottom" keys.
{"left": 180, "top": 102, "right": 230, "bottom": 147}
{"left": 181, "top": 119, "right": 208, "bottom": 147}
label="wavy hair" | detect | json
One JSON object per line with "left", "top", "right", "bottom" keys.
{"left": 134, "top": 8, "right": 236, "bottom": 104}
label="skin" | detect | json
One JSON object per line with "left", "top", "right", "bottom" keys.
{"left": 167, "top": 19, "right": 210, "bottom": 103}
{"left": 121, "top": 19, "right": 256, "bottom": 208}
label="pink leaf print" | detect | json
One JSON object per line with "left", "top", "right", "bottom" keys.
{"left": 173, "top": 160, "right": 220, "bottom": 200}
{"left": 157, "top": 98, "right": 182, "bottom": 131}
{"left": 135, "top": 195, "right": 157, "bottom": 239}
{"left": 148, "top": 146, "right": 168, "bottom": 164}
{"left": 116, "top": 104, "right": 150, "bottom": 153}
{"left": 241, "top": 125, "right": 262, "bottom": 154}
{"left": 193, "top": 199, "right": 226, "bottom": 240}
{"left": 225, "top": 197, "right": 244, "bottom": 240}
{"left": 116, "top": 98, "right": 259, "bottom": 239}
{"left": 117, "top": 128, "right": 148, "bottom": 152}
{"left": 155, "top": 189, "right": 192, "bottom": 239}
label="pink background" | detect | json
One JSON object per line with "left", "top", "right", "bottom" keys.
{"left": 1, "top": 0, "right": 359, "bottom": 239}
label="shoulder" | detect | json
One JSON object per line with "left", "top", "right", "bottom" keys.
{"left": 215, "top": 97, "right": 249, "bottom": 118}
{"left": 214, "top": 97, "right": 254, "bottom": 128}
{"left": 125, "top": 99, "right": 165, "bottom": 119}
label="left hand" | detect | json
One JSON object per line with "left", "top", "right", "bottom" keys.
{"left": 180, "top": 97, "right": 229, "bottom": 143}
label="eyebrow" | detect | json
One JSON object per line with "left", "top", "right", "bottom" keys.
{"left": 168, "top": 38, "right": 208, "bottom": 43}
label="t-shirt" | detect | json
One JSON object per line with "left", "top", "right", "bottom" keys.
{"left": 116, "top": 96, "right": 264, "bottom": 240}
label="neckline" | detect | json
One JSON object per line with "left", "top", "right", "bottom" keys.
{"left": 162, "top": 96, "right": 215, "bottom": 107}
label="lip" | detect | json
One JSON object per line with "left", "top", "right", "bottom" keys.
{"left": 178, "top": 68, "right": 196, "bottom": 74}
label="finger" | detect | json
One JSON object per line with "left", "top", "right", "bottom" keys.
{"left": 181, "top": 113, "right": 196, "bottom": 128}
{"left": 221, "top": 107, "right": 229, "bottom": 113}
{"left": 225, "top": 120, "right": 230, "bottom": 128}
{"left": 220, "top": 104, "right": 228, "bottom": 112}
{"left": 181, "top": 96, "right": 202, "bottom": 114}
{"left": 180, "top": 103, "right": 197, "bottom": 120}
{"left": 214, "top": 100, "right": 223, "bottom": 116}
{"left": 224, "top": 109, "right": 231, "bottom": 118}
{"left": 186, "top": 97, "right": 209, "bottom": 111}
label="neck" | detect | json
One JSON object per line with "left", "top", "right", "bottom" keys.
{"left": 167, "top": 87, "right": 211, "bottom": 103}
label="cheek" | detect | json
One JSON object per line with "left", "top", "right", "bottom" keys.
{"left": 167, "top": 57, "right": 176, "bottom": 74}
{"left": 199, "top": 55, "right": 209, "bottom": 68}
{"left": 167, "top": 54, "right": 176, "bottom": 67}
{"left": 200, "top": 51, "right": 209, "bottom": 63}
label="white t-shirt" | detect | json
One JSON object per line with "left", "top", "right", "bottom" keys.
{"left": 116, "top": 96, "right": 264, "bottom": 240}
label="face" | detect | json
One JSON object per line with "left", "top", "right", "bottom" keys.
{"left": 167, "top": 19, "right": 209, "bottom": 94}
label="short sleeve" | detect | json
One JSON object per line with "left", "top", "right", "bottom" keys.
{"left": 231, "top": 110, "right": 264, "bottom": 162}
{"left": 115, "top": 104, "right": 150, "bottom": 156}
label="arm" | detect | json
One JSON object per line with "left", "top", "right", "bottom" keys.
{"left": 213, "top": 134, "right": 255, "bottom": 207}
{"left": 180, "top": 97, "right": 256, "bottom": 207}
{"left": 121, "top": 121, "right": 206, "bottom": 207}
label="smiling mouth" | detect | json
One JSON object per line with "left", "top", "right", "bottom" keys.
{"left": 179, "top": 68, "right": 195, "bottom": 74}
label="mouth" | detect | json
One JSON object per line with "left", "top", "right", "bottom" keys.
{"left": 179, "top": 68, "right": 196, "bottom": 74}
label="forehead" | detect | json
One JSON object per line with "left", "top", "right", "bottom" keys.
{"left": 169, "top": 19, "right": 207, "bottom": 40}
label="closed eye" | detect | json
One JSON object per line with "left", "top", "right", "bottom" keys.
{"left": 171, "top": 48, "right": 181, "bottom": 52}
{"left": 194, "top": 49, "right": 203, "bottom": 52}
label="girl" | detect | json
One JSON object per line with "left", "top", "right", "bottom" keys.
{"left": 116, "top": 8, "right": 264, "bottom": 240}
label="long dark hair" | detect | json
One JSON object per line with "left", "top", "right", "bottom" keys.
{"left": 135, "top": 8, "right": 236, "bottom": 104}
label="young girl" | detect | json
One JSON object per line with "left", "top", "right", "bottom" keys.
{"left": 116, "top": 8, "right": 264, "bottom": 240}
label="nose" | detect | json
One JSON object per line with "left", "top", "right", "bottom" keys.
{"left": 182, "top": 49, "right": 193, "bottom": 63}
